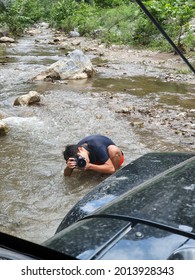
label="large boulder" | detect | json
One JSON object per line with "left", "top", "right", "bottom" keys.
{"left": 33, "top": 49, "right": 95, "bottom": 81}
{"left": 13, "top": 91, "right": 41, "bottom": 106}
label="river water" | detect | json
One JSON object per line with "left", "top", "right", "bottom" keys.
{"left": 0, "top": 24, "right": 194, "bottom": 244}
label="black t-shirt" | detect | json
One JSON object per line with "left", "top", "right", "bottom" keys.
{"left": 77, "top": 135, "right": 116, "bottom": 164}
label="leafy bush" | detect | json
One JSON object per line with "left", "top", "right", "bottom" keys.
{"left": 0, "top": 0, "right": 5, "bottom": 13}
{"left": 94, "top": 0, "right": 129, "bottom": 8}
{"left": 50, "top": 0, "right": 79, "bottom": 30}
{"left": 0, "top": 0, "right": 45, "bottom": 34}
{"left": 142, "top": 0, "right": 195, "bottom": 50}
{"left": 50, "top": 0, "right": 100, "bottom": 34}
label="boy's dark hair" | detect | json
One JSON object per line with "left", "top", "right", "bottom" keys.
{"left": 63, "top": 144, "right": 78, "bottom": 161}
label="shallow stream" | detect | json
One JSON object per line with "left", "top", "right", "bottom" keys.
{"left": 0, "top": 24, "right": 194, "bottom": 243}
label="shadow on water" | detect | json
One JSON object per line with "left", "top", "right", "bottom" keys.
{"left": 0, "top": 25, "right": 194, "bottom": 244}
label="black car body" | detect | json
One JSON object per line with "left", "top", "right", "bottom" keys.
{"left": 43, "top": 152, "right": 195, "bottom": 260}
{"left": 56, "top": 152, "right": 195, "bottom": 232}
{"left": 1, "top": 152, "right": 195, "bottom": 260}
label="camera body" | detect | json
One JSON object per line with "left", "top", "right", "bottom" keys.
{"left": 74, "top": 155, "right": 86, "bottom": 168}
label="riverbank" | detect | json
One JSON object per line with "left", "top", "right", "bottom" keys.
{"left": 52, "top": 30, "right": 195, "bottom": 83}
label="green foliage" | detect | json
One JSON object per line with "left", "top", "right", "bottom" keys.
{"left": 97, "top": 3, "right": 139, "bottom": 45}
{"left": 0, "top": 0, "right": 45, "bottom": 34}
{"left": 50, "top": 0, "right": 79, "bottom": 30}
{"left": 182, "top": 30, "right": 195, "bottom": 52}
{"left": 94, "top": 0, "right": 129, "bottom": 8}
{"left": 142, "top": 0, "right": 195, "bottom": 50}
{"left": 50, "top": 0, "right": 100, "bottom": 33}
{"left": 0, "top": 0, "right": 194, "bottom": 53}
{"left": 71, "top": 2, "right": 100, "bottom": 35}
{"left": 0, "top": 0, "right": 6, "bottom": 13}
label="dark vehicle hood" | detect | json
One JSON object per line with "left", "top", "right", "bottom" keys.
{"left": 56, "top": 152, "right": 195, "bottom": 232}
{"left": 100, "top": 156, "right": 195, "bottom": 230}
{"left": 44, "top": 154, "right": 195, "bottom": 260}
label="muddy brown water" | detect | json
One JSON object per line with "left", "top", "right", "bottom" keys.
{"left": 0, "top": 25, "right": 194, "bottom": 244}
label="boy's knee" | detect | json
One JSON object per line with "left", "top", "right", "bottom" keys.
{"left": 108, "top": 145, "right": 120, "bottom": 158}
{"left": 108, "top": 145, "right": 122, "bottom": 165}
{"left": 108, "top": 145, "right": 124, "bottom": 169}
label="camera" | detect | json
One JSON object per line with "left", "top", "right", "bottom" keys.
{"left": 74, "top": 155, "right": 86, "bottom": 168}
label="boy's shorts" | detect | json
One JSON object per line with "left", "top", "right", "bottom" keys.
{"left": 119, "top": 151, "right": 124, "bottom": 166}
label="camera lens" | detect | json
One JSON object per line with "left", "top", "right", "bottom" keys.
{"left": 77, "top": 156, "right": 86, "bottom": 168}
